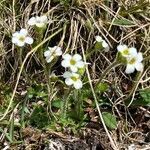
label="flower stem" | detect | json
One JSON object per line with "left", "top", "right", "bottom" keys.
{"left": 62, "top": 88, "right": 71, "bottom": 118}
{"left": 125, "top": 71, "right": 143, "bottom": 107}
{"left": 19, "top": 48, "right": 23, "bottom": 66}
{"left": 36, "top": 28, "right": 45, "bottom": 65}
{"left": 35, "top": 27, "right": 56, "bottom": 119}
{"left": 18, "top": 48, "right": 27, "bottom": 78}
{"left": 45, "top": 65, "right": 55, "bottom": 119}
{"left": 74, "top": 90, "right": 81, "bottom": 120}
{"left": 20, "top": 96, "right": 28, "bottom": 128}
{"left": 95, "top": 61, "right": 120, "bottom": 89}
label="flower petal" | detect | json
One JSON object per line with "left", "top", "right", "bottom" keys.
{"left": 25, "top": 37, "right": 33, "bottom": 44}
{"left": 12, "top": 37, "right": 18, "bottom": 44}
{"left": 17, "top": 41, "right": 25, "bottom": 47}
{"left": 102, "top": 40, "right": 108, "bottom": 48}
{"left": 44, "top": 51, "right": 51, "bottom": 57}
{"left": 61, "top": 60, "right": 70, "bottom": 67}
{"left": 95, "top": 36, "right": 102, "bottom": 42}
{"left": 56, "top": 49, "right": 62, "bottom": 56}
{"left": 117, "top": 45, "right": 128, "bottom": 52}
{"left": 125, "top": 64, "right": 135, "bottom": 74}
{"left": 73, "top": 54, "right": 82, "bottom": 61}
{"left": 63, "top": 71, "right": 72, "bottom": 78}
{"left": 40, "top": 15, "right": 48, "bottom": 23}
{"left": 48, "top": 47, "right": 55, "bottom": 53}
{"left": 135, "top": 62, "right": 143, "bottom": 72}
{"left": 104, "top": 47, "right": 110, "bottom": 52}
{"left": 12, "top": 32, "right": 19, "bottom": 37}
{"left": 53, "top": 46, "right": 60, "bottom": 50}
{"left": 137, "top": 52, "right": 143, "bottom": 62}
{"left": 20, "top": 29, "right": 28, "bottom": 36}
{"left": 35, "top": 16, "right": 40, "bottom": 21}
{"left": 74, "top": 80, "right": 83, "bottom": 89}
{"left": 76, "top": 61, "right": 85, "bottom": 68}
{"left": 62, "top": 54, "right": 72, "bottom": 60}
{"left": 55, "top": 46, "right": 62, "bottom": 56}
{"left": 70, "top": 65, "right": 78, "bottom": 72}
{"left": 65, "top": 78, "right": 73, "bottom": 86}
{"left": 28, "top": 17, "right": 36, "bottom": 26}
{"left": 128, "top": 47, "right": 137, "bottom": 56}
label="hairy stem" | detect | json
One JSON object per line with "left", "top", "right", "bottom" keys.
{"left": 62, "top": 88, "right": 71, "bottom": 118}
{"left": 95, "top": 61, "right": 120, "bottom": 89}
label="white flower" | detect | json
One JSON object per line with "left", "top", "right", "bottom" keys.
{"left": 12, "top": 28, "right": 33, "bottom": 47}
{"left": 95, "top": 35, "right": 109, "bottom": 48}
{"left": 63, "top": 71, "right": 83, "bottom": 89}
{"left": 44, "top": 46, "right": 62, "bottom": 63}
{"left": 61, "top": 54, "right": 85, "bottom": 72}
{"left": 28, "top": 15, "right": 48, "bottom": 28}
{"left": 117, "top": 45, "right": 137, "bottom": 58}
{"left": 125, "top": 52, "right": 143, "bottom": 74}
{"left": 117, "top": 45, "right": 144, "bottom": 74}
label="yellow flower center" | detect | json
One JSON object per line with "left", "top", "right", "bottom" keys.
{"left": 122, "top": 49, "right": 129, "bottom": 55}
{"left": 70, "top": 59, "right": 76, "bottom": 65}
{"left": 19, "top": 36, "right": 25, "bottom": 42}
{"left": 71, "top": 76, "right": 78, "bottom": 81}
{"left": 129, "top": 57, "right": 136, "bottom": 64}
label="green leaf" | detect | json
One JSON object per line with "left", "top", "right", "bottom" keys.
{"left": 130, "top": 88, "right": 150, "bottom": 106}
{"left": 30, "top": 105, "right": 49, "bottom": 129}
{"left": 37, "top": 91, "right": 47, "bottom": 98}
{"left": 139, "top": 88, "right": 150, "bottom": 102}
{"left": 52, "top": 99, "right": 63, "bottom": 109}
{"left": 102, "top": 112, "right": 117, "bottom": 130}
{"left": 112, "top": 18, "right": 135, "bottom": 26}
{"left": 96, "top": 82, "right": 109, "bottom": 93}
{"left": 128, "top": 99, "right": 150, "bottom": 106}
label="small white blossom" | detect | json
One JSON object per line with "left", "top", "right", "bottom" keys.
{"left": 12, "top": 28, "right": 33, "bottom": 47}
{"left": 117, "top": 45, "right": 144, "bottom": 74}
{"left": 28, "top": 15, "right": 48, "bottom": 28}
{"left": 125, "top": 52, "right": 143, "bottom": 74}
{"left": 61, "top": 54, "right": 85, "bottom": 72}
{"left": 44, "top": 46, "right": 62, "bottom": 63}
{"left": 117, "top": 45, "right": 137, "bottom": 58}
{"left": 63, "top": 71, "right": 83, "bottom": 89}
{"left": 95, "top": 35, "right": 109, "bottom": 49}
